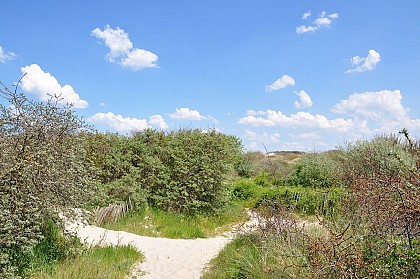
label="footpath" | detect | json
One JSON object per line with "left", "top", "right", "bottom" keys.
{"left": 66, "top": 211, "right": 258, "bottom": 279}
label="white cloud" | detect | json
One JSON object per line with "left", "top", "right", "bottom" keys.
{"left": 92, "top": 25, "right": 158, "bottom": 70}
{"left": 315, "top": 17, "right": 332, "bottom": 26}
{"left": 169, "top": 107, "right": 217, "bottom": 123}
{"left": 91, "top": 26, "right": 132, "bottom": 61}
{"left": 331, "top": 90, "right": 420, "bottom": 134}
{"left": 169, "top": 108, "right": 205, "bottom": 120}
{"left": 296, "top": 133, "right": 320, "bottom": 139}
{"left": 296, "top": 25, "right": 318, "bottom": 33}
{"left": 294, "top": 90, "right": 313, "bottom": 109}
{"left": 88, "top": 112, "right": 149, "bottom": 132}
{"left": 302, "top": 11, "right": 311, "bottom": 19}
{"left": 266, "top": 75, "right": 295, "bottom": 92}
{"left": 346, "top": 49, "right": 381, "bottom": 73}
{"left": 0, "top": 46, "right": 16, "bottom": 63}
{"left": 238, "top": 110, "right": 354, "bottom": 133}
{"left": 328, "top": 13, "right": 339, "bottom": 19}
{"left": 149, "top": 114, "right": 168, "bottom": 130}
{"left": 244, "top": 129, "right": 281, "bottom": 143}
{"left": 20, "top": 64, "right": 88, "bottom": 108}
{"left": 296, "top": 11, "right": 338, "bottom": 34}
{"left": 120, "top": 49, "right": 159, "bottom": 70}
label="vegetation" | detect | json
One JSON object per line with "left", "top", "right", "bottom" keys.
{"left": 1, "top": 76, "right": 418, "bottom": 278}
{"left": 31, "top": 245, "right": 142, "bottom": 279}
{"left": 89, "top": 128, "right": 243, "bottom": 215}
{"left": 0, "top": 78, "right": 94, "bottom": 278}
{"left": 102, "top": 205, "right": 248, "bottom": 239}
{"left": 204, "top": 132, "right": 420, "bottom": 278}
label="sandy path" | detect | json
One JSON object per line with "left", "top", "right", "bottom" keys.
{"left": 66, "top": 212, "right": 258, "bottom": 279}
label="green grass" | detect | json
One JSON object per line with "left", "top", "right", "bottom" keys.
{"left": 202, "top": 225, "right": 328, "bottom": 279}
{"left": 201, "top": 234, "right": 263, "bottom": 279}
{"left": 102, "top": 204, "right": 249, "bottom": 239}
{"left": 31, "top": 245, "right": 142, "bottom": 279}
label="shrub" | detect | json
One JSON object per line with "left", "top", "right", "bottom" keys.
{"left": 147, "top": 129, "right": 242, "bottom": 214}
{"left": 341, "top": 133, "right": 419, "bottom": 251}
{"left": 0, "top": 78, "right": 93, "bottom": 277}
{"left": 288, "top": 151, "right": 343, "bottom": 188}
{"left": 92, "top": 128, "right": 243, "bottom": 215}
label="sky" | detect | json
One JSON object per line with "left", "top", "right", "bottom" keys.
{"left": 1, "top": 0, "right": 420, "bottom": 152}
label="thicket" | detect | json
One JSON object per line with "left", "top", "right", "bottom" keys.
{"left": 205, "top": 132, "right": 419, "bottom": 278}
{"left": 0, "top": 78, "right": 93, "bottom": 278}
{"left": 88, "top": 128, "right": 244, "bottom": 216}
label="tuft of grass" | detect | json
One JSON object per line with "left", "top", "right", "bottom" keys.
{"left": 31, "top": 245, "right": 142, "bottom": 279}
{"left": 202, "top": 235, "right": 263, "bottom": 279}
{"left": 103, "top": 205, "right": 249, "bottom": 239}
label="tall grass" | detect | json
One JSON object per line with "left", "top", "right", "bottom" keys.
{"left": 31, "top": 245, "right": 142, "bottom": 279}
{"left": 102, "top": 205, "right": 249, "bottom": 239}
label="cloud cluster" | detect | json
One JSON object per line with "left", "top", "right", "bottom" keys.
{"left": 332, "top": 90, "right": 420, "bottom": 133}
{"left": 346, "top": 50, "right": 381, "bottom": 73}
{"left": 88, "top": 112, "right": 149, "bottom": 132}
{"left": 296, "top": 11, "right": 338, "bottom": 34}
{"left": 266, "top": 75, "right": 295, "bottom": 92}
{"left": 239, "top": 89, "right": 420, "bottom": 151}
{"left": 92, "top": 25, "right": 158, "bottom": 71}
{"left": 0, "top": 46, "right": 16, "bottom": 63}
{"left": 239, "top": 110, "right": 354, "bottom": 132}
{"left": 88, "top": 112, "right": 169, "bottom": 132}
{"left": 20, "top": 64, "right": 88, "bottom": 108}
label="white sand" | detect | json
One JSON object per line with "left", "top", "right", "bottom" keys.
{"left": 66, "top": 211, "right": 258, "bottom": 279}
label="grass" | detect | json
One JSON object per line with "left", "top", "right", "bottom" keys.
{"left": 31, "top": 245, "right": 142, "bottom": 279}
{"left": 102, "top": 203, "right": 249, "bottom": 239}
{"left": 201, "top": 235, "right": 263, "bottom": 279}
{"left": 202, "top": 223, "right": 328, "bottom": 279}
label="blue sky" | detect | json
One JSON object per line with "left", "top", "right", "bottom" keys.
{"left": 1, "top": 0, "right": 419, "bottom": 151}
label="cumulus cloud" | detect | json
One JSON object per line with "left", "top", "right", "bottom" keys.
{"left": 92, "top": 25, "right": 158, "bottom": 70}
{"left": 88, "top": 112, "right": 148, "bottom": 132}
{"left": 331, "top": 90, "right": 420, "bottom": 134}
{"left": 332, "top": 90, "right": 406, "bottom": 119}
{"left": 169, "top": 108, "right": 205, "bottom": 120}
{"left": 266, "top": 75, "right": 295, "bottom": 92}
{"left": 294, "top": 90, "right": 313, "bottom": 109}
{"left": 346, "top": 50, "right": 381, "bottom": 73}
{"left": 0, "top": 46, "right": 16, "bottom": 63}
{"left": 169, "top": 107, "right": 218, "bottom": 123}
{"left": 238, "top": 110, "right": 354, "bottom": 133}
{"left": 149, "top": 114, "right": 168, "bottom": 130}
{"left": 296, "top": 11, "right": 338, "bottom": 34}
{"left": 20, "top": 64, "right": 88, "bottom": 108}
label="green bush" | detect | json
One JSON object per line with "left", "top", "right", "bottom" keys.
{"left": 0, "top": 79, "right": 93, "bottom": 277}
{"left": 287, "top": 151, "right": 343, "bottom": 188}
{"left": 91, "top": 128, "right": 243, "bottom": 215}
{"left": 147, "top": 129, "right": 242, "bottom": 214}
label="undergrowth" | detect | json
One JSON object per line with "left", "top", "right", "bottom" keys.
{"left": 102, "top": 204, "right": 249, "bottom": 239}
{"left": 31, "top": 245, "right": 142, "bottom": 279}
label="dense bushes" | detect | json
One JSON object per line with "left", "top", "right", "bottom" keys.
{"left": 287, "top": 151, "right": 343, "bottom": 188}
{"left": 206, "top": 132, "right": 419, "bottom": 278}
{"left": 91, "top": 128, "right": 243, "bottom": 215}
{"left": 0, "top": 79, "right": 93, "bottom": 277}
